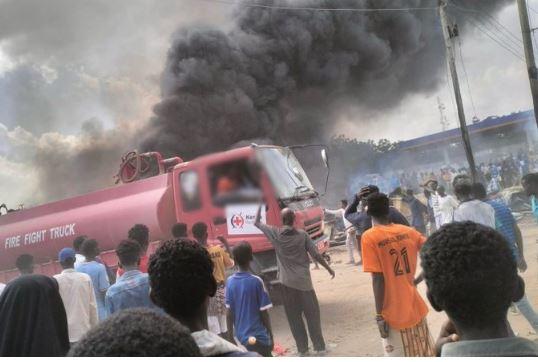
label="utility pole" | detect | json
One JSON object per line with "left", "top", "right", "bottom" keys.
{"left": 439, "top": 0, "right": 477, "bottom": 182}
{"left": 516, "top": 0, "right": 538, "bottom": 129}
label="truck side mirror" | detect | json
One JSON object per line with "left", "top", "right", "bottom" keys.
{"left": 321, "top": 149, "right": 329, "bottom": 169}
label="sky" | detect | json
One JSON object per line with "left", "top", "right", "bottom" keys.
{"left": 0, "top": 0, "right": 536, "bottom": 207}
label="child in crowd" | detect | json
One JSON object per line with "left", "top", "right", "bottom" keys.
{"left": 147, "top": 239, "right": 257, "bottom": 357}
{"left": 226, "top": 242, "right": 274, "bottom": 356}
{"left": 75, "top": 239, "right": 110, "bottom": 321}
{"left": 421, "top": 222, "right": 538, "bottom": 357}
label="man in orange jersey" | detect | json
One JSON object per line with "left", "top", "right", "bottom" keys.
{"left": 361, "top": 192, "right": 434, "bottom": 357}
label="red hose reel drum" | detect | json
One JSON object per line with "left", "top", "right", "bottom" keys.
{"left": 115, "top": 151, "right": 182, "bottom": 184}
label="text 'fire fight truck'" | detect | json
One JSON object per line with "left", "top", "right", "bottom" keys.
{"left": 0, "top": 144, "right": 330, "bottom": 297}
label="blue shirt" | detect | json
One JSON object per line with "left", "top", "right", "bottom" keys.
{"left": 76, "top": 261, "right": 110, "bottom": 321}
{"left": 531, "top": 195, "right": 538, "bottom": 221}
{"left": 486, "top": 200, "right": 518, "bottom": 260}
{"left": 225, "top": 272, "right": 272, "bottom": 347}
{"left": 442, "top": 337, "right": 538, "bottom": 357}
{"left": 345, "top": 196, "right": 409, "bottom": 237}
{"left": 105, "top": 270, "right": 156, "bottom": 317}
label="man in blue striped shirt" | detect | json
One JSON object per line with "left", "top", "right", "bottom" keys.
{"left": 473, "top": 183, "right": 537, "bottom": 334}
{"left": 105, "top": 240, "right": 157, "bottom": 317}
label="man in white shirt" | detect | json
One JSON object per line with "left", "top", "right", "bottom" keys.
{"left": 54, "top": 247, "right": 98, "bottom": 345}
{"left": 452, "top": 175, "right": 495, "bottom": 228}
{"left": 437, "top": 186, "right": 459, "bottom": 226}
{"left": 73, "top": 236, "right": 87, "bottom": 269}
{"left": 326, "top": 199, "right": 359, "bottom": 264}
{"left": 424, "top": 180, "right": 441, "bottom": 229}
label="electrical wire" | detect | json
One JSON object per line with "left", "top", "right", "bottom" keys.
{"left": 449, "top": 1, "right": 523, "bottom": 46}
{"left": 456, "top": 12, "right": 525, "bottom": 62}
{"left": 529, "top": 3, "right": 538, "bottom": 16}
{"left": 456, "top": 38, "right": 478, "bottom": 118}
{"left": 199, "top": 0, "right": 439, "bottom": 12}
{"left": 444, "top": 60, "right": 458, "bottom": 129}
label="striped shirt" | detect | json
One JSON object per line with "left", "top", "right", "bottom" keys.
{"left": 486, "top": 199, "right": 518, "bottom": 260}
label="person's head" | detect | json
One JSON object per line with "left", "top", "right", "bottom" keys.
{"left": 281, "top": 208, "right": 295, "bottom": 227}
{"left": 72, "top": 235, "right": 87, "bottom": 253}
{"left": 191, "top": 222, "right": 208, "bottom": 244}
{"left": 232, "top": 242, "right": 253, "bottom": 270}
{"left": 15, "top": 254, "right": 34, "bottom": 275}
{"left": 80, "top": 239, "right": 99, "bottom": 260}
{"left": 452, "top": 174, "right": 473, "bottom": 202}
{"left": 437, "top": 185, "right": 446, "bottom": 197}
{"left": 358, "top": 185, "right": 379, "bottom": 200}
{"left": 128, "top": 224, "right": 150, "bottom": 252}
{"left": 58, "top": 248, "right": 76, "bottom": 270}
{"left": 427, "top": 180, "right": 438, "bottom": 190}
{"left": 115, "top": 240, "right": 141, "bottom": 270}
{"left": 148, "top": 239, "right": 216, "bottom": 331}
{"left": 0, "top": 275, "right": 69, "bottom": 356}
{"left": 421, "top": 222, "right": 524, "bottom": 334}
{"left": 68, "top": 309, "right": 201, "bottom": 357}
{"left": 171, "top": 223, "right": 188, "bottom": 238}
{"left": 472, "top": 182, "right": 487, "bottom": 200}
{"left": 522, "top": 173, "right": 538, "bottom": 197}
{"left": 366, "top": 192, "right": 390, "bottom": 222}
{"left": 340, "top": 199, "right": 348, "bottom": 209}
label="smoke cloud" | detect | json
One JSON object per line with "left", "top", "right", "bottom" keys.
{"left": 0, "top": 119, "right": 138, "bottom": 206}
{"left": 0, "top": 0, "right": 229, "bottom": 206}
{"left": 141, "top": 0, "right": 512, "bottom": 160}
{"left": 0, "top": 0, "right": 515, "bottom": 206}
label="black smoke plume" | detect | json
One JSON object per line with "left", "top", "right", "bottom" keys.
{"left": 140, "top": 0, "right": 511, "bottom": 160}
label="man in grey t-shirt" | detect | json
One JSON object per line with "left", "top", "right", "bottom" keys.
{"left": 255, "top": 205, "right": 334, "bottom": 356}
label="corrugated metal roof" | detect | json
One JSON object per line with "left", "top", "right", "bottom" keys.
{"left": 398, "top": 110, "right": 535, "bottom": 151}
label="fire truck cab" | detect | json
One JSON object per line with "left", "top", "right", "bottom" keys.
{"left": 172, "top": 145, "right": 329, "bottom": 295}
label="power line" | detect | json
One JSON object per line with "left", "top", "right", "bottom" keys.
{"left": 449, "top": 2, "right": 523, "bottom": 46}
{"left": 470, "top": 22, "right": 525, "bottom": 61}
{"left": 443, "top": 58, "right": 458, "bottom": 129}
{"left": 200, "top": 0, "right": 439, "bottom": 12}
{"left": 456, "top": 38, "right": 478, "bottom": 118}
{"left": 468, "top": 14, "right": 524, "bottom": 53}
{"left": 456, "top": 12, "right": 525, "bottom": 61}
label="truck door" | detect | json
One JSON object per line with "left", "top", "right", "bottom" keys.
{"left": 206, "top": 158, "right": 271, "bottom": 251}
{"left": 174, "top": 167, "right": 209, "bottom": 238}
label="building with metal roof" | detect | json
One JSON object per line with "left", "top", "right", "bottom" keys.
{"left": 387, "top": 110, "right": 538, "bottom": 171}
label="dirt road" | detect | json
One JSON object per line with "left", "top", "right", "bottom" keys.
{"left": 268, "top": 217, "right": 538, "bottom": 356}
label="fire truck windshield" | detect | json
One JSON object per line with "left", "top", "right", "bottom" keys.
{"left": 256, "top": 147, "right": 315, "bottom": 201}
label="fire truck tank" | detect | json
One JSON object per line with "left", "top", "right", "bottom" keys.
{"left": 0, "top": 173, "right": 176, "bottom": 270}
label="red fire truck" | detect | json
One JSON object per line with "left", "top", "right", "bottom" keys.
{"left": 0, "top": 145, "right": 330, "bottom": 297}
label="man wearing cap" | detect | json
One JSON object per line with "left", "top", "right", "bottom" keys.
{"left": 54, "top": 247, "right": 98, "bottom": 346}
{"left": 345, "top": 185, "right": 409, "bottom": 263}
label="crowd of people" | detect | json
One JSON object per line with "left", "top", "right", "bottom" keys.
{"left": 327, "top": 172, "right": 538, "bottom": 357}
{"left": 1, "top": 172, "right": 538, "bottom": 357}
{"left": 0, "top": 220, "right": 269, "bottom": 357}
{"left": 353, "top": 151, "right": 535, "bottom": 197}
